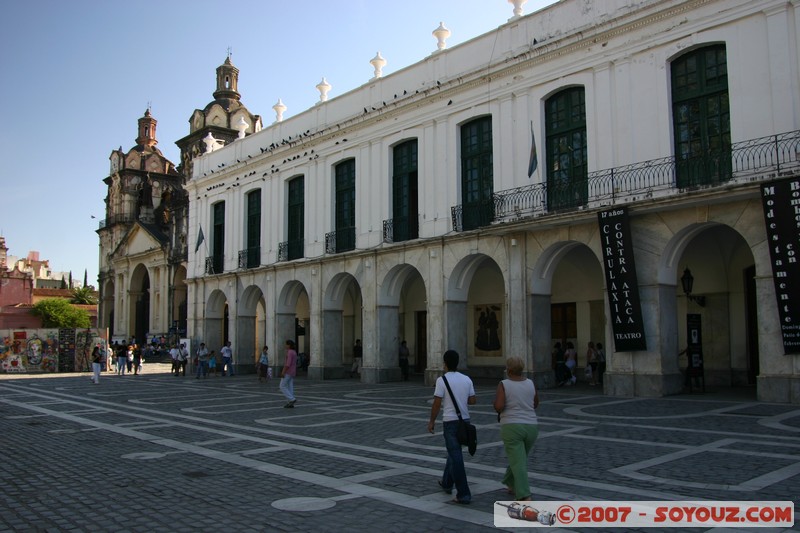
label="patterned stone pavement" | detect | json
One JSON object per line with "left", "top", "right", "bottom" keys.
{"left": 1, "top": 366, "right": 798, "bottom": 532}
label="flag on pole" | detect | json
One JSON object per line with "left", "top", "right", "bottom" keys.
{"left": 195, "top": 226, "right": 205, "bottom": 253}
{"left": 527, "top": 121, "right": 538, "bottom": 178}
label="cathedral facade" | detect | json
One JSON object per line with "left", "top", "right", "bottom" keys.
{"left": 97, "top": 57, "right": 261, "bottom": 345}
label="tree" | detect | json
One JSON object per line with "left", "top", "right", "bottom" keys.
{"left": 31, "top": 298, "right": 90, "bottom": 328}
{"left": 70, "top": 286, "right": 97, "bottom": 305}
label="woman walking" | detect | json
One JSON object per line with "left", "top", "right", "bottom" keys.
{"left": 493, "top": 356, "right": 539, "bottom": 501}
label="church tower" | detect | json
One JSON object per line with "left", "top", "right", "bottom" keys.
{"left": 175, "top": 55, "right": 262, "bottom": 179}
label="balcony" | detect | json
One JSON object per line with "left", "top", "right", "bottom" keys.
{"left": 97, "top": 213, "right": 135, "bottom": 230}
{"left": 325, "top": 226, "right": 356, "bottom": 254}
{"left": 238, "top": 247, "right": 260, "bottom": 269}
{"left": 382, "top": 216, "right": 419, "bottom": 243}
{"left": 450, "top": 130, "right": 800, "bottom": 231}
{"left": 278, "top": 239, "right": 304, "bottom": 262}
{"left": 205, "top": 256, "right": 224, "bottom": 275}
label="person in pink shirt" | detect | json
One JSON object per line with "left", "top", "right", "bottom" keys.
{"left": 280, "top": 340, "right": 298, "bottom": 408}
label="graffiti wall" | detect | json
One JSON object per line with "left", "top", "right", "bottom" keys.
{"left": 0, "top": 328, "right": 108, "bottom": 374}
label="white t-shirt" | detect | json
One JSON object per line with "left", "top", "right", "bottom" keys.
{"left": 221, "top": 345, "right": 232, "bottom": 359}
{"left": 169, "top": 347, "right": 179, "bottom": 361}
{"left": 434, "top": 371, "right": 475, "bottom": 421}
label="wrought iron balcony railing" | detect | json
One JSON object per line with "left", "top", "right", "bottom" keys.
{"left": 238, "top": 247, "right": 260, "bottom": 269}
{"left": 98, "top": 213, "right": 136, "bottom": 230}
{"left": 325, "top": 226, "right": 356, "bottom": 254}
{"left": 205, "top": 256, "right": 224, "bottom": 275}
{"left": 451, "top": 130, "right": 800, "bottom": 231}
{"left": 278, "top": 239, "right": 304, "bottom": 262}
{"left": 382, "top": 216, "right": 419, "bottom": 243}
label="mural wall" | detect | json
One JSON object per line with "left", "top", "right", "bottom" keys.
{"left": 0, "top": 328, "right": 108, "bottom": 374}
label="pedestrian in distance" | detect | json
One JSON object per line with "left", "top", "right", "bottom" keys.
{"left": 208, "top": 350, "right": 218, "bottom": 376}
{"left": 258, "top": 346, "right": 270, "bottom": 383}
{"left": 90, "top": 345, "right": 102, "bottom": 384}
{"left": 220, "top": 341, "right": 234, "bottom": 376}
{"left": 427, "top": 349, "right": 475, "bottom": 504}
{"left": 350, "top": 339, "right": 363, "bottom": 378}
{"left": 399, "top": 340, "right": 410, "bottom": 381}
{"left": 195, "top": 342, "right": 210, "bottom": 379}
{"left": 280, "top": 340, "right": 297, "bottom": 408}
{"left": 176, "top": 343, "right": 188, "bottom": 376}
{"left": 169, "top": 344, "right": 180, "bottom": 376}
{"left": 494, "top": 356, "right": 539, "bottom": 501}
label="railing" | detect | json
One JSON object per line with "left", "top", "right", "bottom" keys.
{"left": 98, "top": 213, "right": 136, "bottom": 230}
{"left": 238, "top": 247, "right": 260, "bottom": 269}
{"left": 325, "top": 226, "right": 356, "bottom": 254}
{"left": 382, "top": 216, "right": 419, "bottom": 243}
{"left": 451, "top": 130, "right": 800, "bottom": 231}
{"left": 277, "top": 240, "right": 304, "bottom": 262}
{"left": 205, "top": 256, "right": 224, "bottom": 275}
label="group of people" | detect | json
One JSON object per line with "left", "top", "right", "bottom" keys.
{"left": 428, "top": 350, "right": 539, "bottom": 504}
{"left": 552, "top": 340, "right": 606, "bottom": 386}
{"left": 109, "top": 340, "right": 145, "bottom": 377}
{"left": 194, "top": 341, "right": 233, "bottom": 378}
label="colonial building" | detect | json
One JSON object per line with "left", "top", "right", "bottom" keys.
{"left": 185, "top": 0, "right": 800, "bottom": 403}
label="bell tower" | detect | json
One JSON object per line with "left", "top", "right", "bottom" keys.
{"left": 136, "top": 107, "right": 158, "bottom": 148}
{"left": 214, "top": 55, "right": 240, "bottom": 102}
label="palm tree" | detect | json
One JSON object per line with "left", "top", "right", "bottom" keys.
{"left": 70, "top": 286, "right": 97, "bottom": 305}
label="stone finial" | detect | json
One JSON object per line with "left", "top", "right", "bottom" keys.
{"left": 508, "top": 0, "right": 528, "bottom": 20}
{"left": 316, "top": 77, "right": 331, "bottom": 103}
{"left": 432, "top": 22, "right": 451, "bottom": 51}
{"left": 273, "top": 99, "right": 287, "bottom": 123}
{"left": 203, "top": 132, "right": 217, "bottom": 154}
{"left": 370, "top": 52, "right": 386, "bottom": 80}
{"left": 235, "top": 116, "right": 249, "bottom": 139}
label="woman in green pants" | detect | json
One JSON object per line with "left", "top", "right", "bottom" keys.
{"left": 493, "top": 356, "right": 539, "bottom": 501}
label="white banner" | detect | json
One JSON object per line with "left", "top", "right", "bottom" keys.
{"left": 493, "top": 501, "right": 794, "bottom": 528}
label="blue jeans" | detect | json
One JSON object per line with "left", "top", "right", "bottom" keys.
{"left": 441, "top": 420, "right": 471, "bottom": 502}
{"left": 280, "top": 375, "right": 295, "bottom": 402}
{"left": 196, "top": 360, "right": 208, "bottom": 378}
{"left": 222, "top": 357, "right": 234, "bottom": 376}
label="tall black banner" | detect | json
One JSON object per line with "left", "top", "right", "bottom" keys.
{"left": 598, "top": 207, "right": 647, "bottom": 351}
{"left": 761, "top": 177, "right": 800, "bottom": 354}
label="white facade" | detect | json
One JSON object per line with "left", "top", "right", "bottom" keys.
{"left": 186, "top": 0, "right": 800, "bottom": 402}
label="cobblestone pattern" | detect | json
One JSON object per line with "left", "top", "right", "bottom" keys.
{"left": 1, "top": 370, "right": 798, "bottom": 532}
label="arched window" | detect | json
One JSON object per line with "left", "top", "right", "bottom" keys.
{"left": 671, "top": 44, "right": 730, "bottom": 187}
{"left": 245, "top": 190, "right": 260, "bottom": 268}
{"left": 287, "top": 176, "right": 304, "bottom": 260}
{"left": 545, "top": 87, "right": 587, "bottom": 211}
{"left": 334, "top": 159, "right": 356, "bottom": 253}
{"left": 392, "top": 140, "right": 418, "bottom": 241}
{"left": 460, "top": 116, "right": 493, "bottom": 230}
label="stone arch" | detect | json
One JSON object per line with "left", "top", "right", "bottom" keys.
{"left": 661, "top": 222, "right": 758, "bottom": 389}
{"left": 238, "top": 285, "right": 266, "bottom": 368}
{"left": 321, "top": 273, "right": 362, "bottom": 378}
{"left": 128, "top": 263, "right": 150, "bottom": 344}
{"left": 445, "top": 253, "right": 506, "bottom": 373}
{"left": 378, "top": 264, "right": 427, "bottom": 380}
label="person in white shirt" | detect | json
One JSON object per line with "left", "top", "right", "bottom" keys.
{"left": 493, "top": 356, "right": 539, "bottom": 501}
{"left": 220, "top": 341, "right": 234, "bottom": 376}
{"left": 427, "top": 350, "right": 476, "bottom": 504}
{"left": 169, "top": 345, "right": 180, "bottom": 376}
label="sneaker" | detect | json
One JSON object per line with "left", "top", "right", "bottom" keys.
{"left": 284, "top": 403, "right": 294, "bottom": 408}
{"left": 289, "top": 400, "right": 296, "bottom": 406}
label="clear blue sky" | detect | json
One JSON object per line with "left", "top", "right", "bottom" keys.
{"left": 0, "top": 0, "right": 555, "bottom": 287}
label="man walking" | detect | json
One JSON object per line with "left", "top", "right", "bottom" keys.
{"left": 220, "top": 341, "right": 234, "bottom": 376}
{"left": 280, "top": 340, "right": 298, "bottom": 408}
{"left": 195, "top": 343, "right": 210, "bottom": 379}
{"left": 427, "top": 350, "right": 475, "bottom": 504}
{"left": 169, "top": 344, "right": 180, "bottom": 376}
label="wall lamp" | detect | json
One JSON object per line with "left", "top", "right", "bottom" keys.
{"left": 680, "top": 267, "right": 706, "bottom": 307}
